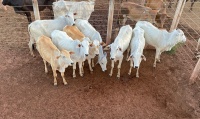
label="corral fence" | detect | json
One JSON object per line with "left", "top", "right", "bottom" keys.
{"left": 0, "top": 0, "right": 200, "bottom": 84}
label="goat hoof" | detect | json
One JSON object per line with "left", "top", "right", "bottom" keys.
{"left": 63, "top": 82, "right": 67, "bottom": 85}
{"left": 54, "top": 82, "right": 57, "bottom": 86}
{"left": 109, "top": 74, "right": 112, "bottom": 77}
{"left": 128, "top": 72, "right": 131, "bottom": 75}
{"left": 189, "top": 80, "right": 195, "bottom": 85}
{"left": 192, "top": 57, "right": 198, "bottom": 60}
{"left": 31, "top": 54, "right": 36, "bottom": 58}
{"left": 73, "top": 75, "right": 76, "bottom": 78}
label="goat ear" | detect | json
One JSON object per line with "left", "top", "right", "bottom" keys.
{"left": 90, "top": 43, "right": 93, "bottom": 47}
{"left": 104, "top": 45, "right": 111, "bottom": 50}
{"left": 100, "top": 42, "right": 106, "bottom": 46}
{"left": 127, "top": 55, "right": 133, "bottom": 61}
{"left": 141, "top": 55, "right": 146, "bottom": 61}
{"left": 177, "top": 29, "right": 181, "bottom": 32}
{"left": 74, "top": 13, "right": 77, "bottom": 15}
{"left": 56, "top": 56, "right": 60, "bottom": 59}
{"left": 69, "top": 51, "right": 74, "bottom": 55}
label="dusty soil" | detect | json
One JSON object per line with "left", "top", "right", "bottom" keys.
{"left": 0, "top": 0, "right": 200, "bottom": 119}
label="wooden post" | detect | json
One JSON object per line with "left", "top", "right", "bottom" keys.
{"left": 190, "top": 59, "right": 200, "bottom": 84}
{"left": 0, "top": 0, "right": 7, "bottom": 11}
{"left": 106, "top": 0, "right": 114, "bottom": 45}
{"left": 32, "top": 0, "right": 40, "bottom": 20}
{"left": 170, "top": 0, "right": 186, "bottom": 31}
{"left": 174, "top": 0, "right": 186, "bottom": 29}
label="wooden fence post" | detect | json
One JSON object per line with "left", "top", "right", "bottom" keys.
{"left": 32, "top": 0, "right": 40, "bottom": 20}
{"left": 1, "top": 0, "right": 7, "bottom": 11}
{"left": 190, "top": 59, "right": 200, "bottom": 84}
{"left": 170, "top": 0, "right": 186, "bottom": 31}
{"left": 106, "top": 0, "right": 114, "bottom": 45}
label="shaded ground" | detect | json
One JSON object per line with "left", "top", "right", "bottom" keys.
{"left": 0, "top": 0, "right": 200, "bottom": 119}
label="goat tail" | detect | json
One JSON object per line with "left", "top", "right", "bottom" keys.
{"left": 28, "top": 24, "right": 35, "bottom": 50}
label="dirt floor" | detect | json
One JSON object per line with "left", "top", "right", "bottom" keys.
{"left": 0, "top": 0, "right": 200, "bottom": 119}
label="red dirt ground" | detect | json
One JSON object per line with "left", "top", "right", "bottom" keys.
{"left": 0, "top": 0, "right": 200, "bottom": 119}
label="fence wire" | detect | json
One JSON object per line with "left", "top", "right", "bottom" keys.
{"left": 166, "top": 0, "right": 200, "bottom": 83}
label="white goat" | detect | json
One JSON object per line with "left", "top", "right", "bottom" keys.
{"left": 136, "top": 21, "right": 186, "bottom": 67}
{"left": 127, "top": 26, "right": 146, "bottom": 77}
{"left": 75, "top": 19, "right": 107, "bottom": 72}
{"left": 104, "top": 25, "right": 132, "bottom": 78}
{"left": 28, "top": 11, "right": 75, "bottom": 56}
{"left": 51, "top": 30, "right": 90, "bottom": 78}
{"left": 53, "top": 0, "right": 94, "bottom": 20}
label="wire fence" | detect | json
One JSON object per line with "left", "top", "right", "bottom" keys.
{"left": 177, "top": 1, "right": 200, "bottom": 83}
{"left": 165, "top": 0, "right": 200, "bottom": 83}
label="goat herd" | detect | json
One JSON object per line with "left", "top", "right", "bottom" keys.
{"left": 28, "top": 13, "right": 187, "bottom": 86}
{"left": 2, "top": 0, "right": 188, "bottom": 86}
